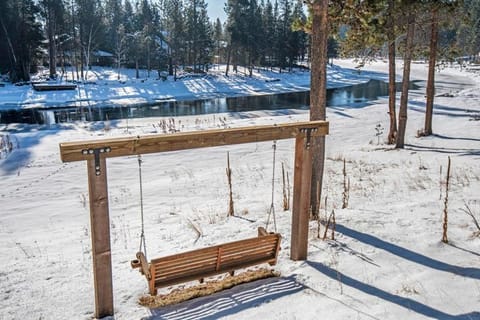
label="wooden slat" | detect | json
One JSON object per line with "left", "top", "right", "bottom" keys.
{"left": 154, "top": 245, "right": 277, "bottom": 277}
{"left": 151, "top": 242, "right": 279, "bottom": 276}
{"left": 154, "top": 254, "right": 218, "bottom": 269}
{"left": 151, "top": 234, "right": 279, "bottom": 265}
{"left": 221, "top": 256, "right": 274, "bottom": 270}
{"left": 145, "top": 233, "right": 281, "bottom": 292}
{"left": 155, "top": 265, "right": 217, "bottom": 284}
{"left": 152, "top": 240, "right": 278, "bottom": 273}
{"left": 151, "top": 246, "right": 218, "bottom": 264}
{"left": 220, "top": 248, "right": 276, "bottom": 261}
{"left": 154, "top": 259, "right": 217, "bottom": 277}
{"left": 154, "top": 257, "right": 275, "bottom": 288}
{"left": 59, "top": 121, "right": 329, "bottom": 162}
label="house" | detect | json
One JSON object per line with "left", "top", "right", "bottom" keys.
{"left": 92, "top": 50, "right": 115, "bottom": 67}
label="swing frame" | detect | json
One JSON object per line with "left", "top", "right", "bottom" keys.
{"left": 131, "top": 226, "right": 281, "bottom": 295}
{"left": 59, "top": 120, "right": 328, "bottom": 318}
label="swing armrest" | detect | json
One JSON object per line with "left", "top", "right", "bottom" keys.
{"left": 258, "top": 226, "right": 268, "bottom": 236}
{"left": 131, "top": 251, "right": 152, "bottom": 280}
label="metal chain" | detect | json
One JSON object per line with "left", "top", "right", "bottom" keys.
{"left": 137, "top": 155, "right": 147, "bottom": 260}
{"left": 266, "top": 141, "right": 277, "bottom": 232}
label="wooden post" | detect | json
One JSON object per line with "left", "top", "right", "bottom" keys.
{"left": 87, "top": 157, "right": 114, "bottom": 318}
{"left": 59, "top": 121, "right": 329, "bottom": 316}
{"left": 291, "top": 133, "right": 313, "bottom": 260}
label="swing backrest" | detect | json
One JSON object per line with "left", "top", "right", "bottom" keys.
{"left": 132, "top": 227, "right": 281, "bottom": 295}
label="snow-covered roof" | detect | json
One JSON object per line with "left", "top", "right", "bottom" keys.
{"left": 93, "top": 50, "right": 114, "bottom": 57}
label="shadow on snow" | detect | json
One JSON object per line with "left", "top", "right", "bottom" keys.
{"left": 306, "top": 260, "right": 480, "bottom": 320}
{"left": 145, "top": 276, "right": 304, "bottom": 320}
{"left": 335, "top": 224, "right": 480, "bottom": 280}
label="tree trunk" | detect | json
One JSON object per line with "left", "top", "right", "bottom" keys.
{"left": 396, "top": 11, "right": 415, "bottom": 149}
{"left": 135, "top": 59, "right": 139, "bottom": 79}
{"left": 424, "top": 7, "right": 438, "bottom": 136}
{"left": 225, "top": 45, "right": 231, "bottom": 77}
{"left": 387, "top": 0, "right": 397, "bottom": 144}
{"left": 47, "top": 5, "right": 57, "bottom": 79}
{"left": 309, "top": 0, "right": 328, "bottom": 217}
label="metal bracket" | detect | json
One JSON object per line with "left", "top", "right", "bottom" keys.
{"left": 81, "top": 147, "right": 112, "bottom": 176}
{"left": 300, "top": 128, "right": 317, "bottom": 149}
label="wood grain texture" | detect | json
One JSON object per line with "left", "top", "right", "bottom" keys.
{"left": 140, "top": 232, "right": 281, "bottom": 295}
{"left": 59, "top": 121, "right": 329, "bottom": 162}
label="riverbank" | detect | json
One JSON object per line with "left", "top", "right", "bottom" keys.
{"left": 0, "top": 61, "right": 392, "bottom": 110}
{"left": 1, "top": 60, "right": 479, "bottom": 320}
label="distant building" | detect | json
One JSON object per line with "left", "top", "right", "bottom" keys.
{"left": 92, "top": 50, "right": 115, "bottom": 67}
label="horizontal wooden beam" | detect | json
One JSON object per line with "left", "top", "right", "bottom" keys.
{"left": 59, "top": 121, "right": 329, "bottom": 163}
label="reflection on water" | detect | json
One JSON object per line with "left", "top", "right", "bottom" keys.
{"left": 0, "top": 80, "right": 418, "bottom": 125}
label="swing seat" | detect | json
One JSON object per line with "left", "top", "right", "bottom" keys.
{"left": 131, "top": 227, "right": 281, "bottom": 295}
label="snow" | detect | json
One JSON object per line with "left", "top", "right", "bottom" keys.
{"left": 0, "top": 64, "right": 388, "bottom": 110}
{"left": 0, "top": 60, "right": 479, "bottom": 320}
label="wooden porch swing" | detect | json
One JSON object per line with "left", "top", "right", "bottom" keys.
{"left": 130, "top": 140, "right": 282, "bottom": 295}
{"left": 58, "top": 120, "right": 329, "bottom": 318}
{"left": 131, "top": 226, "right": 281, "bottom": 295}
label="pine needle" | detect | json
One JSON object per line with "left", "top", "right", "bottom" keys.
{"left": 138, "top": 268, "right": 280, "bottom": 308}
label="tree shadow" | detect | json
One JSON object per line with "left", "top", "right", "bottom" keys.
{"left": 404, "top": 143, "right": 480, "bottom": 157}
{"left": 408, "top": 100, "right": 479, "bottom": 119}
{"left": 432, "top": 133, "right": 480, "bottom": 143}
{"left": 144, "top": 276, "right": 304, "bottom": 320}
{"left": 447, "top": 243, "right": 480, "bottom": 258}
{"left": 306, "top": 261, "right": 480, "bottom": 320}
{"left": 0, "top": 121, "right": 124, "bottom": 175}
{"left": 335, "top": 224, "right": 480, "bottom": 280}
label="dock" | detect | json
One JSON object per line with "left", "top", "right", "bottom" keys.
{"left": 32, "top": 83, "right": 77, "bottom": 91}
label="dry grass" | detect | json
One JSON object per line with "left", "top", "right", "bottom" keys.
{"left": 138, "top": 268, "right": 280, "bottom": 309}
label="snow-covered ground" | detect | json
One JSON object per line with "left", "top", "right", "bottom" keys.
{"left": 0, "top": 63, "right": 390, "bottom": 110}
{"left": 0, "top": 60, "right": 479, "bottom": 320}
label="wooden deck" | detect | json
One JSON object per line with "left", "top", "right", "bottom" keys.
{"left": 32, "top": 83, "right": 77, "bottom": 91}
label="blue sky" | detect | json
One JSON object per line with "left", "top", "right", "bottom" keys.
{"left": 206, "top": 0, "right": 227, "bottom": 22}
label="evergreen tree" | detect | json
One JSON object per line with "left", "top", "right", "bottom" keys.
{"left": 287, "top": 0, "right": 307, "bottom": 69}
{"left": 456, "top": 0, "right": 480, "bottom": 59}
{"left": 104, "top": 0, "right": 124, "bottom": 54}
{"left": 40, "top": 0, "right": 66, "bottom": 79}
{"left": 75, "top": 0, "right": 105, "bottom": 79}
{"left": 137, "top": 0, "right": 156, "bottom": 76}
{"left": 0, "top": 0, "right": 44, "bottom": 82}
{"left": 225, "top": 0, "right": 247, "bottom": 73}
{"left": 277, "top": 0, "right": 292, "bottom": 69}
{"left": 185, "top": 0, "right": 213, "bottom": 71}
{"left": 212, "top": 18, "right": 225, "bottom": 66}
{"left": 262, "top": 0, "right": 276, "bottom": 68}
{"left": 163, "top": 0, "right": 186, "bottom": 75}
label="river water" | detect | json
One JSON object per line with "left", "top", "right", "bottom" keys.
{"left": 0, "top": 79, "right": 418, "bottom": 125}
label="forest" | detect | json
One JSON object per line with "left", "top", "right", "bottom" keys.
{"left": 1, "top": 0, "right": 479, "bottom": 83}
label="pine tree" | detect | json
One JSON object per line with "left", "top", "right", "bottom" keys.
{"left": 262, "top": 0, "right": 276, "bottom": 68}
{"left": 225, "top": 0, "right": 247, "bottom": 73}
{"left": 40, "top": 0, "right": 66, "bottom": 79}
{"left": 0, "top": 0, "right": 44, "bottom": 82}
{"left": 104, "top": 0, "right": 124, "bottom": 55}
{"left": 212, "top": 18, "right": 224, "bottom": 66}
{"left": 287, "top": 1, "right": 307, "bottom": 69}
{"left": 163, "top": 0, "right": 186, "bottom": 75}
{"left": 185, "top": 0, "right": 213, "bottom": 71}
{"left": 75, "top": 0, "right": 105, "bottom": 80}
